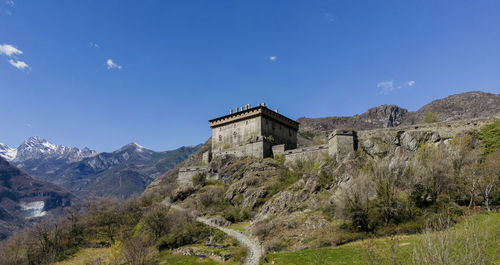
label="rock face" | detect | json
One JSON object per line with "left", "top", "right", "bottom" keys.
{"left": 298, "top": 105, "right": 409, "bottom": 132}
{"left": 298, "top": 91, "right": 500, "bottom": 134}
{"left": 0, "top": 157, "right": 75, "bottom": 240}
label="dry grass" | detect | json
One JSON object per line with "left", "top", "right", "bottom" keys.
{"left": 54, "top": 248, "right": 110, "bottom": 265}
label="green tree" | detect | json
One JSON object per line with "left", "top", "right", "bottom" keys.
{"left": 476, "top": 120, "right": 500, "bottom": 156}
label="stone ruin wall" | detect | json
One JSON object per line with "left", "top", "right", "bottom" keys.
{"left": 177, "top": 166, "right": 208, "bottom": 187}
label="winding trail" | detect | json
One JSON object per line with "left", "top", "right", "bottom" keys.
{"left": 162, "top": 200, "right": 263, "bottom": 265}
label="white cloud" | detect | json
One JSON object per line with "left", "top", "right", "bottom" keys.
{"left": 0, "top": 44, "right": 22, "bottom": 56}
{"left": 89, "top": 42, "right": 99, "bottom": 48}
{"left": 377, "top": 80, "right": 416, "bottom": 95}
{"left": 5, "top": 0, "right": 14, "bottom": 7}
{"left": 269, "top": 56, "right": 277, "bottom": 61}
{"left": 24, "top": 123, "right": 32, "bottom": 127}
{"left": 377, "top": 80, "right": 394, "bottom": 95}
{"left": 106, "top": 59, "right": 122, "bottom": 70}
{"left": 8, "top": 59, "right": 28, "bottom": 70}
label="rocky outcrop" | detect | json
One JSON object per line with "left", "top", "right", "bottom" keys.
{"left": 297, "top": 91, "right": 500, "bottom": 136}
{"left": 298, "top": 105, "right": 408, "bottom": 133}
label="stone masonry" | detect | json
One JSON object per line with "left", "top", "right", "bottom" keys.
{"left": 209, "top": 103, "right": 299, "bottom": 158}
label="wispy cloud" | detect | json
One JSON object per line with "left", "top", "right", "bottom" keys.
{"left": 106, "top": 59, "right": 122, "bottom": 70}
{"left": 377, "top": 80, "right": 415, "bottom": 95}
{"left": 24, "top": 123, "right": 32, "bottom": 128}
{"left": 8, "top": 59, "right": 28, "bottom": 70}
{"left": 0, "top": 44, "right": 22, "bottom": 56}
{"left": 324, "top": 12, "right": 335, "bottom": 23}
{"left": 5, "top": 0, "right": 14, "bottom": 7}
{"left": 269, "top": 56, "right": 277, "bottom": 62}
{"left": 377, "top": 80, "right": 395, "bottom": 95}
{"left": 89, "top": 42, "right": 99, "bottom": 48}
{"left": 1, "top": 44, "right": 30, "bottom": 71}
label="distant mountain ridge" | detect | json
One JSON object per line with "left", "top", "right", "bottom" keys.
{"left": 298, "top": 91, "right": 500, "bottom": 133}
{"left": 0, "top": 138, "right": 201, "bottom": 199}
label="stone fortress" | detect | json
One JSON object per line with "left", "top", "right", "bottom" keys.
{"left": 178, "top": 103, "right": 356, "bottom": 186}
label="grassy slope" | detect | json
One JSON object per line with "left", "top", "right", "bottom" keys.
{"left": 265, "top": 213, "right": 500, "bottom": 265}
{"left": 53, "top": 248, "right": 110, "bottom": 265}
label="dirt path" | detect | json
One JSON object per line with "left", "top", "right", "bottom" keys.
{"left": 162, "top": 200, "right": 263, "bottom": 265}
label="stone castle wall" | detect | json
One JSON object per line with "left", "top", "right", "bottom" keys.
{"left": 261, "top": 116, "right": 297, "bottom": 150}
{"left": 212, "top": 116, "right": 262, "bottom": 153}
{"left": 213, "top": 139, "right": 273, "bottom": 159}
{"left": 283, "top": 144, "right": 329, "bottom": 163}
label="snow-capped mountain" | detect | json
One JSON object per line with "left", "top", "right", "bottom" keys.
{"left": 13, "top": 136, "right": 97, "bottom": 163}
{"left": 0, "top": 136, "right": 200, "bottom": 199}
{"left": 0, "top": 143, "right": 17, "bottom": 161}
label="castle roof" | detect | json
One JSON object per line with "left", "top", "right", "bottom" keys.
{"left": 209, "top": 105, "right": 299, "bottom": 130}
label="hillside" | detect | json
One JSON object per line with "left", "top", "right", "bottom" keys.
{"left": 1, "top": 91, "right": 499, "bottom": 264}
{"left": 297, "top": 91, "right": 500, "bottom": 136}
{"left": 145, "top": 116, "right": 500, "bottom": 256}
{"left": 0, "top": 157, "right": 75, "bottom": 240}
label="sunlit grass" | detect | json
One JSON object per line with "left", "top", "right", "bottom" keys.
{"left": 54, "top": 248, "right": 110, "bottom": 265}
{"left": 264, "top": 213, "right": 500, "bottom": 265}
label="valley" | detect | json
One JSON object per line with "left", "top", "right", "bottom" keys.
{"left": 0, "top": 91, "right": 499, "bottom": 265}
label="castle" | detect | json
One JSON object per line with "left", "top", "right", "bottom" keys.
{"left": 178, "top": 103, "right": 356, "bottom": 186}
{"left": 209, "top": 103, "right": 298, "bottom": 159}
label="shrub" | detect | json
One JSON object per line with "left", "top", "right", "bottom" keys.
{"left": 423, "top": 111, "right": 438, "bottom": 123}
{"left": 143, "top": 203, "right": 170, "bottom": 240}
{"left": 223, "top": 206, "right": 249, "bottom": 223}
{"left": 298, "top": 130, "right": 315, "bottom": 139}
{"left": 192, "top": 173, "right": 206, "bottom": 186}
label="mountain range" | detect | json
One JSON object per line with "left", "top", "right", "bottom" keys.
{"left": 0, "top": 138, "right": 200, "bottom": 199}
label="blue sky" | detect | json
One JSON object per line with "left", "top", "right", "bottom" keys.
{"left": 1, "top": 0, "right": 499, "bottom": 152}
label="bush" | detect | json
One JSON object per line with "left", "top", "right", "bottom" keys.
{"left": 192, "top": 173, "right": 206, "bottom": 186}
{"left": 298, "top": 130, "right": 315, "bottom": 139}
{"left": 143, "top": 203, "right": 170, "bottom": 240}
{"left": 423, "top": 111, "right": 438, "bottom": 123}
{"left": 223, "top": 206, "right": 249, "bottom": 223}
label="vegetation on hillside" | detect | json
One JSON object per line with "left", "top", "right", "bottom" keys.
{"left": 1, "top": 121, "right": 499, "bottom": 264}
{"left": 0, "top": 196, "right": 243, "bottom": 265}
{"left": 264, "top": 212, "right": 500, "bottom": 264}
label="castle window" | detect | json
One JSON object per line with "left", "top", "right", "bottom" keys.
{"left": 233, "top": 131, "right": 237, "bottom": 137}
{"left": 219, "top": 135, "right": 222, "bottom": 142}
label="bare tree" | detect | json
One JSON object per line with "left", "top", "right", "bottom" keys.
{"left": 478, "top": 150, "right": 500, "bottom": 211}
{"left": 121, "top": 234, "right": 153, "bottom": 265}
